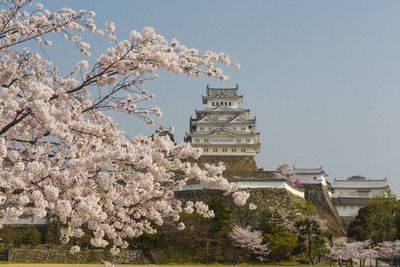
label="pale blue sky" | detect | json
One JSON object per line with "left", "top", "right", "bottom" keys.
{"left": 42, "top": 1, "right": 400, "bottom": 194}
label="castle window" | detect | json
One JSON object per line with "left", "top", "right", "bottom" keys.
{"left": 246, "top": 139, "right": 250, "bottom": 143}
{"left": 213, "top": 116, "right": 218, "bottom": 120}
{"left": 200, "top": 127, "right": 204, "bottom": 131}
{"left": 236, "top": 139, "right": 241, "bottom": 143}
{"left": 241, "top": 127, "right": 246, "bottom": 131}
{"left": 212, "top": 102, "right": 214, "bottom": 106}
{"left": 229, "top": 102, "right": 232, "bottom": 105}
{"left": 194, "top": 139, "right": 199, "bottom": 143}
{"left": 241, "top": 148, "right": 246, "bottom": 152}
{"left": 204, "top": 148, "right": 208, "bottom": 152}
{"left": 222, "top": 148, "right": 227, "bottom": 152}
{"left": 232, "top": 148, "right": 236, "bottom": 152}
{"left": 225, "top": 102, "right": 227, "bottom": 105}
{"left": 213, "top": 148, "right": 218, "bottom": 152}
{"left": 204, "top": 139, "right": 209, "bottom": 143}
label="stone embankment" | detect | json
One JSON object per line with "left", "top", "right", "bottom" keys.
{"left": 7, "top": 245, "right": 145, "bottom": 264}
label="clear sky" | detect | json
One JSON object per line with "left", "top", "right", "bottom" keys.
{"left": 42, "top": 1, "right": 400, "bottom": 194}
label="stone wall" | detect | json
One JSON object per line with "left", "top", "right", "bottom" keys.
{"left": 245, "top": 188, "right": 305, "bottom": 216}
{"left": 341, "top": 216, "right": 356, "bottom": 228}
{"left": 177, "top": 187, "right": 305, "bottom": 218}
{"left": 303, "top": 183, "right": 346, "bottom": 235}
{"left": 8, "top": 246, "right": 145, "bottom": 264}
{"left": 190, "top": 155, "right": 273, "bottom": 178}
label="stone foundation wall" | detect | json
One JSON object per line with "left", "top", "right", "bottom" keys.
{"left": 8, "top": 247, "right": 144, "bottom": 264}
{"left": 341, "top": 216, "right": 356, "bottom": 228}
{"left": 190, "top": 155, "right": 273, "bottom": 178}
{"left": 177, "top": 187, "right": 305, "bottom": 218}
{"left": 303, "top": 184, "right": 345, "bottom": 235}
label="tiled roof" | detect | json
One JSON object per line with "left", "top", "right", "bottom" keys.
{"left": 333, "top": 178, "right": 388, "bottom": 189}
{"left": 294, "top": 167, "right": 328, "bottom": 176}
{"left": 196, "top": 106, "right": 249, "bottom": 113}
{"left": 206, "top": 85, "right": 240, "bottom": 97}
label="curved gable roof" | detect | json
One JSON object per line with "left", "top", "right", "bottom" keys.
{"left": 333, "top": 178, "right": 389, "bottom": 189}
{"left": 206, "top": 85, "right": 240, "bottom": 97}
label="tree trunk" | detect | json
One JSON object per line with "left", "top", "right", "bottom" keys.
{"left": 308, "top": 235, "right": 313, "bottom": 264}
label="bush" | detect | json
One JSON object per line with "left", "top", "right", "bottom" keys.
{"left": 0, "top": 226, "right": 17, "bottom": 246}
{"left": 264, "top": 230, "right": 297, "bottom": 261}
{"left": 305, "top": 201, "right": 317, "bottom": 212}
{"left": 15, "top": 227, "right": 41, "bottom": 247}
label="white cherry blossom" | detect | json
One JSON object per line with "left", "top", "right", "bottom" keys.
{"left": 0, "top": 0, "right": 246, "bottom": 255}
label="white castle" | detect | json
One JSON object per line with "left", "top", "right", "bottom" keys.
{"left": 185, "top": 85, "right": 260, "bottom": 156}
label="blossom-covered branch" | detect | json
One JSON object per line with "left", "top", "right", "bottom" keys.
{"left": 0, "top": 0, "right": 245, "bottom": 255}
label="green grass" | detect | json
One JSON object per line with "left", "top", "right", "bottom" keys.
{"left": 0, "top": 264, "right": 331, "bottom": 267}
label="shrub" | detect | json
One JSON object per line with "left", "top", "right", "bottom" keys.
{"left": 264, "top": 230, "right": 297, "bottom": 261}
{"left": 0, "top": 226, "right": 17, "bottom": 246}
{"left": 15, "top": 227, "right": 41, "bottom": 246}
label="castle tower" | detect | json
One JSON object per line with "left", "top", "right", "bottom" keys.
{"left": 185, "top": 85, "right": 260, "bottom": 157}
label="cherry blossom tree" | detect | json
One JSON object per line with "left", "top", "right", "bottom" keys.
{"left": 350, "top": 240, "right": 376, "bottom": 267}
{"left": 273, "top": 164, "right": 301, "bottom": 188}
{"left": 228, "top": 224, "right": 270, "bottom": 261}
{"left": 328, "top": 238, "right": 353, "bottom": 265}
{"left": 376, "top": 240, "right": 400, "bottom": 267}
{"left": 0, "top": 0, "right": 247, "bottom": 255}
{"left": 328, "top": 238, "right": 377, "bottom": 267}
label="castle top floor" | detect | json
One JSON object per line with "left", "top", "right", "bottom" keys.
{"left": 202, "top": 85, "right": 243, "bottom": 108}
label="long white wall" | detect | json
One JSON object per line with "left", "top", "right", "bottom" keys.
{"left": 295, "top": 174, "right": 327, "bottom": 186}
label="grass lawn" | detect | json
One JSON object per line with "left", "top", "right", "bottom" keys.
{"left": 0, "top": 264, "right": 332, "bottom": 267}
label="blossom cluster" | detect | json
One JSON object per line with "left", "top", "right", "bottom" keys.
{"left": 0, "top": 0, "right": 246, "bottom": 254}
{"left": 229, "top": 225, "right": 270, "bottom": 261}
{"left": 328, "top": 238, "right": 377, "bottom": 264}
{"left": 327, "top": 238, "right": 400, "bottom": 264}
{"left": 273, "top": 164, "right": 302, "bottom": 188}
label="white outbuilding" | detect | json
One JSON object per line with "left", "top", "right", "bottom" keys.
{"left": 293, "top": 167, "right": 328, "bottom": 186}
{"left": 331, "top": 176, "right": 391, "bottom": 217}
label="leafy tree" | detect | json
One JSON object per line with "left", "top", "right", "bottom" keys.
{"left": 264, "top": 230, "right": 297, "bottom": 261}
{"left": 295, "top": 217, "right": 325, "bottom": 264}
{"left": 129, "top": 232, "right": 166, "bottom": 252}
{"left": 0, "top": 225, "right": 17, "bottom": 246}
{"left": 207, "top": 196, "right": 233, "bottom": 234}
{"left": 15, "top": 227, "right": 41, "bottom": 246}
{"left": 259, "top": 209, "right": 285, "bottom": 234}
{"left": 347, "top": 198, "right": 400, "bottom": 243}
